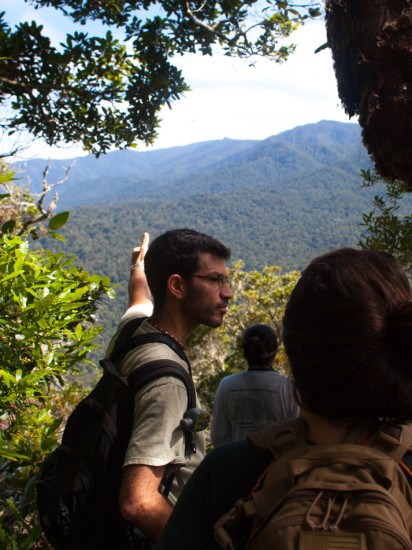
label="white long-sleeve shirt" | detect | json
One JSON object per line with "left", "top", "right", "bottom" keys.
{"left": 210, "top": 369, "right": 299, "bottom": 447}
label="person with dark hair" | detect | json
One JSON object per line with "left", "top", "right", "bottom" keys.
{"left": 282, "top": 247, "right": 412, "bottom": 426}
{"left": 210, "top": 324, "right": 298, "bottom": 446}
{"left": 106, "top": 228, "right": 233, "bottom": 545}
{"left": 153, "top": 248, "right": 412, "bottom": 550}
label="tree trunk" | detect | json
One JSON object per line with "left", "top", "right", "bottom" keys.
{"left": 325, "top": 0, "right": 412, "bottom": 189}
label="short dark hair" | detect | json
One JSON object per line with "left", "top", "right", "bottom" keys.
{"left": 242, "top": 324, "right": 278, "bottom": 368}
{"left": 282, "top": 248, "right": 412, "bottom": 424}
{"left": 145, "top": 228, "right": 231, "bottom": 309}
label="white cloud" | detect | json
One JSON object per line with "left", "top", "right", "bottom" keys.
{"left": 150, "top": 21, "right": 352, "bottom": 149}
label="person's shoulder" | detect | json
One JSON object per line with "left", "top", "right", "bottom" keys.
{"left": 218, "top": 372, "right": 243, "bottom": 385}
{"left": 121, "top": 320, "right": 189, "bottom": 376}
{"left": 264, "top": 369, "right": 288, "bottom": 380}
{"left": 244, "top": 369, "right": 290, "bottom": 385}
{"left": 193, "top": 439, "right": 273, "bottom": 518}
{"left": 205, "top": 438, "right": 272, "bottom": 471}
{"left": 136, "top": 321, "right": 187, "bottom": 360}
{"left": 119, "top": 304, "right": 153, "bottom": 325}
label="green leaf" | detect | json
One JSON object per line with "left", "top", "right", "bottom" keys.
{"left": 0, "top": 369, "right": 16, "bottom": 385}
{"left": 47, "top": 231, "right": 67, "bottom": 241}
{"left": 48, "top": 211, "right": 70, "bottom": 230}
{"left": 0, "top": 172, "right": 17, "bottom": 184}
{"left": 0, "top": 449, "right": 30, "bottom": 461}
{"left": 45, "top": 417, "right": 63, "bottom": 436}
{"left": 2, "top": 219, "right": 16, "bottom": 234}
{"left": 107, "top": 287, "right": 116, "bottom": 299}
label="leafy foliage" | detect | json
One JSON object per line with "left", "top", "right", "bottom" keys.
{"left": 0, "top": 1, "right": 321, "bottom": 156}
{"left": 0, "top": 384, "right": 88, "bottom": 549}
{"left": 0, "top": 169, "right": 114, "bottom": 548}
{"left": 359, "top": 170, "right": 412, "bottom": 272}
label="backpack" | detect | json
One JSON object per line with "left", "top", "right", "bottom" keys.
{"left": 36, "top": 317, "right": 200, "bottom": 550}
{"left": 214, "top": 417, "right": 412, "bottom": 550}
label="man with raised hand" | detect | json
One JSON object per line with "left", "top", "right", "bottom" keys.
{"left": 109, "top": 229, "right": 233, "bottom": 546}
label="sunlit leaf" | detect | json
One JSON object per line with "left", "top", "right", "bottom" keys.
{"left": 48, "top": 212, "right": 70, "bottom": 230}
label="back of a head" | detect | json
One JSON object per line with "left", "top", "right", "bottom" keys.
{"left": 282, "top": 248, "right": 412, "bottom": 424}
{"left": 144, "top": 228, "right": 231, "bottom": 309}
{"left": 242, "top": 324, "right": 278, "bottom": 369}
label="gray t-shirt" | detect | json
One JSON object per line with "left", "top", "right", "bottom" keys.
{"left": 210, "top": 369, "right": 299, "bottom": 447}
{"left": 108, "top": 312, "right": 205, "bottom": 504}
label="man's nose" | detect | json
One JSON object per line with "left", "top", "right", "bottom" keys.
{"left": 220, "top": 283, "right": 234, "bottom": 300}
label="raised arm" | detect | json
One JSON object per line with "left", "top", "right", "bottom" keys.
{"left": 128, "top": 232, "right": 152, "bottom": 309}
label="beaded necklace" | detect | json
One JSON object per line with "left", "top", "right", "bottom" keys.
{"left": 150, "top": 321, "right": 186, "bottom": 350}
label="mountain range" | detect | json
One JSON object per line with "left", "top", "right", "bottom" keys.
{"left": 17, "top": 119, "right": 366, "bottom": 210}
{"left": 16, "top": 119, "right": 406, "bottom": 361}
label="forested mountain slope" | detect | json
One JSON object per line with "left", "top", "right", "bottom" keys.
{"left": 24, "top": 119, "right": 405, "bottom": 363}
{"left": 15, "top": 138, "right": 258, "bottom": 206}
{"left": 17, "top": 120, "right": 363, "bottom": 207}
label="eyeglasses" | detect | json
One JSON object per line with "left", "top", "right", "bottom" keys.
{"left": 191, "top": 275, "right": 231, "bottom": 288}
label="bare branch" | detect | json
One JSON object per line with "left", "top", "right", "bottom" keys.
{"left": 185, "top": 1, "right": 228, "bottom": 40}
{"left": 188, "top": 0, "right": 206, "bottom": 14}
{"left": 36, "top": 159, "right": 75, "bottom": 216}
{"left": 0, "top": 158, "right": 75, "bottom": 235}
{"left": 0, "top": 145, "right": 26, "bottom": 159}
{"left": 0, "top": 76, "right": 26, "bottom": 87}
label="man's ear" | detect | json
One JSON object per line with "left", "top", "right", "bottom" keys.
{"left": 167, "top": 274, "right": 186, "bottom": 300}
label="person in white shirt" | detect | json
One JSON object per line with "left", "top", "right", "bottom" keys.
{"left": 211, "top": 324, "right": 299, "bottom": 446}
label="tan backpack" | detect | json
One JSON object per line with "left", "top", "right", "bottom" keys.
{"left": 214, "top": 418, "right": 412, "bottom": 550}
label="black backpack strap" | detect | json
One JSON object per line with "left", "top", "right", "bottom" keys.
{"left": 127, "top": 360, "right": 196, "bottom": 409}
{"left": 102, "top": 317, "right": 197, "bottom": 456}
{"left": 127, "top": 359, "right": 197, "bottom": 456}
{"left": 112, "top": 316, "right": 147, "bottom": 351}
{"left": 110, "top": 332, "right": 191, "bottom": 374}
{"left": 99, "top": 357, "right": 129, "bottom": 385}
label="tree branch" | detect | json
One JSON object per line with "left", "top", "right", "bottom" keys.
{"left": 17, "top": 159, "right": 75, "bottom": 235}
{"left": 0, "top": 76, "right": 26, "bottom": 87}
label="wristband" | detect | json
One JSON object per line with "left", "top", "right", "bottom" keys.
{"left": 131, "top": 262, "right": 144, "bottom": 271}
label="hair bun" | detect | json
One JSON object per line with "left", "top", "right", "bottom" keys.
{"left": 243, "top": 336, "right": 264, "bottom": 355}
{"left": 242, "top": 324, "right": 278, "bottom": 367}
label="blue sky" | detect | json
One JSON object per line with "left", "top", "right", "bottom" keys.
{"left": 1, "top": 2, "right": 355, "bottom": 159}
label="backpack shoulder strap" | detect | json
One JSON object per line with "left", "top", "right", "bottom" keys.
{"left": 100, "top": 317, "right": 197, "bottom": 456}
{"left": 127, "top": 359, "right": 196, "bottom": 409}
{"left": 214, "top": 422, "right": 308, "bottom": 549}
{"left": 112, "top": 316, "right": 147, "bottom": 350}
{"left": 110, "top": 331, "right": 191, "bottom": 373}
{"left": 249, "top": 419, "right": 412, "bottom": 463}
{"left": 247, "top": 417, "right": 308, "bottom": 459}
{"left": 369, "top": 423, "right": 412, "bottom": 463}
